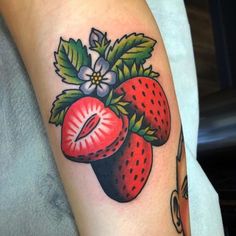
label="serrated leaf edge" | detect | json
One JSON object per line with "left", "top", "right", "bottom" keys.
{"left": 107, "top": 33, "right": 157, "bottom": 70}
{"left": 49, "top": 89, "right": 84, "bottom": 126}
{"left": 54, "top": 37, "right": 91, "bottom": 85}
{"left": 113, "top": 61, "right": 160, "bottom": 85}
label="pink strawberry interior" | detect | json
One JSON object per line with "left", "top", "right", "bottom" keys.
{"left": 61, "top": 97, "right": 127, "bottom": 161}
{"left": 75, "top": 114, "right": 100, "bottom": 141}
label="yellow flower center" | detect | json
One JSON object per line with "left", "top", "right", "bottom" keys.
{"left": 91, "top": 72, "right": 102, "bottom": 85}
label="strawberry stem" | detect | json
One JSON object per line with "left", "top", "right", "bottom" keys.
{"left": 105, "top": 89, "right": 130, "bottom": 117}
{"left": 129, "top": 113, "right": 157, "bottom": 143}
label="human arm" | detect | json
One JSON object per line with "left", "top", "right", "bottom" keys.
{"left": 0, "top": 1, "right": 190, "bottom": 235}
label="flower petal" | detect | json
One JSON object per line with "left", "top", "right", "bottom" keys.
{"left": 103, "top": 71, "right": 116, "bottom": 85}
{"left": 94, "top": 57, "right": 109, "bottom": 75}
{"left": 96, "top": 83, "right": 110, "bottom": 97}
{"left": 89, "top": 28, "right": 104, "bottom": 48}
{"left": 78, "top": 66, "right": 93, "bottom": 81}
{"left": 80, "top": 81, "right": 96, "bottom": 95}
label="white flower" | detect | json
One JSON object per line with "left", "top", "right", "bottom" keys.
{"left": 78, "top": 57, "right": 116, "bottom": 97}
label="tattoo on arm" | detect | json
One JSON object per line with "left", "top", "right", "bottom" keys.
{"left": 170, "top": 129, "right": 190, "bottom": 235}
{"left": 49, "top": 28, "right": 171, "bottom": 202}
{"left": 181, "top": 176, "right": 188, "bottom": 200}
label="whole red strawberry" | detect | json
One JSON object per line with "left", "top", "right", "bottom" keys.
{"left": 61, "top": 97, "right": 129, "bottom": 163}
{"left": 92, "top": 132, "right": 152, "bottom": 202}
{"left": 115, "top": 77, "right": 171, "bottom": 146}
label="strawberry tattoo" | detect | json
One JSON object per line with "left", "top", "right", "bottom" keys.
{"left": 49, "top": 28, "right": 171, "bottom": 202}
{"left": 61, "top": 97, "right": 129, "bottom": 162}
{"left": 92, "top": 133, "right": 152, "bottom": 202}
{"left": 115, "top": 77, "right": 171, "bottom": 146}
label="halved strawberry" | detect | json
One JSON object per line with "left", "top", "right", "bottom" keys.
{"left": 92, "top": 132, "right": 152, "bottom": 202}
{"left": 61, "top": 97, "right": 129, "bottom": 163}
{"left": 115, "top": 77, "right": 171, "bottom": 146}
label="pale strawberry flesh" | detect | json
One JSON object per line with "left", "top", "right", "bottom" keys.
{"left": 61, "top": 97, "right": 129, "bottom": 163}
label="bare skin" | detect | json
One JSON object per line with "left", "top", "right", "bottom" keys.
{"left": 0, "top": 1, "right": 191, "bottom": 235}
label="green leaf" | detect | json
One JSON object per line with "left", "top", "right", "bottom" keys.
{"left": 138, "top": 64, "right": 144, "bottom": 75}
{"left": 117, "top": 67, "right": 125, "bottom": 82}
{"left": 144, "top": 66, "right": 152, "bottom": 76}
{"left": 118, "top": 101, "right": 130, "bottom": 106}
{"left": 116, "top": 105, "right": 129, "bottom": 115}
{"left": 129, "top": 112, "right": 158, "bottom": 143}
{"left": 105, "top": 90, "right": 113, "bottom": 106}
{"left": 133, "top": 115, "right": 144, "bottom": 132}
{"left": 149, "top": 71, "right": 160, "bottom": 78}
{"left": 49, "top": 89, "right": 84, "bottom": 126}
{"left": 123, "top": 63, "right": 131, "bottom": 80}
{"left": 54, "top": 38, "right": 91, "bottom": 84}
{"left": 110, "top": 94, "right": 124, "bottom": 104}
{"left": 138, "top": 127, "right": 150, "bottom": 136}
{"left": 146, "top": 129, "right": 156, "bottom": 135}
{"left": 131, "top": 63, "right": 138, "bottom": 77}
{"left": 91, "top": 36, "right": 111, "bottom": 57}
{"left": 144, "top": 135, "right": 158, "bottom": 142}
{"left": 89, "top": 29, "right": 111, "bottom": 57}
{"left": 107, "top": 33, "right": 156, "bottom": 71}
{"left": 110, "top": 105, "right": 120, "bottom": 117}
{"left": 114, "top": 61, "right": 159, "bottom": 85}
{"left": 129, "top": 113, "right": 137, "bottom": 129}
{"left": 105, "top": 90, "right": 130, "bottom": 117}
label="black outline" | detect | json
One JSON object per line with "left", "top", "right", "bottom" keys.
{"left": 62, "top": 108, "right": 129, "bottom": 164}
{"left": 54, "top": 37, "right": 92, "bottom": 85}
{"left": 50, "top": 29, "right": 172, "bottom": 203}
{"left": 170, "top": 190, "right": 183, "bottom": 234}
{"left": 75, "top": 114, "right": 100, "bottom": 141}
{"left": 107, "top": 33, "right": 157, "bottom": 68}
{"left": 91, "top": 132, "right": 153, "bottom": 203}
{"left": 49, "top": 89, "right": 84, "bottom": 126}
{"left": 181, "top": 175, "right": 188, "bottom": 200}
{"left": 115, "top": 76, "right": 171, "bottom": 147}
{"left": 89, "top": 28, "right": 111, "bottom": 58}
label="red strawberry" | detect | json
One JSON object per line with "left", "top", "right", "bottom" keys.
{"left": 61, "top": 97, "right": 129, "bottom": 163}
{"left": 92, "top": 132, "right": 152, "bottom": 202}
{"left": 115, "top": 77, "right": 171, "bottom": 146}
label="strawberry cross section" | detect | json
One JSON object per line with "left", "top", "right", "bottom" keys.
{"left": 49, "top": 28, "right": 171, "bottom": 202}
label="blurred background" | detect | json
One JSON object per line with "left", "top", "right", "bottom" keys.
{"left": 184, "top": 0, "right": 236, "bottom": 235}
